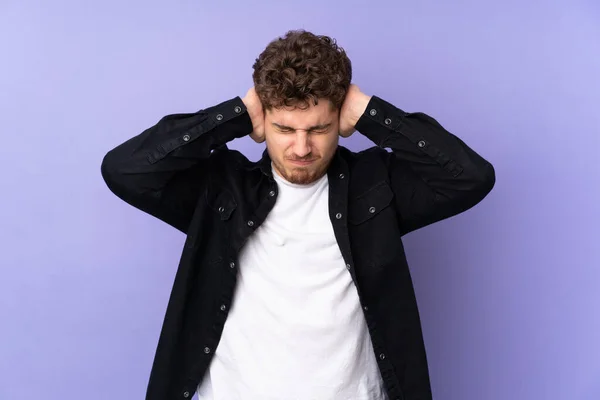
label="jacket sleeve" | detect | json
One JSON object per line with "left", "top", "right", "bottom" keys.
{"left": 355, "top": 95, "right": 496, "bottom": 236}
{"left": 100, "top": 97, "right": 253, "bottom": 233}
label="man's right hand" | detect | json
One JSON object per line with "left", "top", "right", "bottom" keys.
{"left": 242, "top": 87, "right": 265, "bottom": 143}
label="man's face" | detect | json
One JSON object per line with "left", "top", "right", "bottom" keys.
{"left": 264, "top": 99, "right": 340, "bottom": 185}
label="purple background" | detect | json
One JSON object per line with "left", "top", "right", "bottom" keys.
{"left": 1, "top": 1, "right": 599, "bottom": 399}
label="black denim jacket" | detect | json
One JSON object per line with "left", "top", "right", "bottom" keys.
{"left": 101, "top": 95, "right": 495, "bottom": 400}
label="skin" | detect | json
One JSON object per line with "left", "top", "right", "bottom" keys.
{"left": 242, "top": 84, "right": 371, "bottom": 184}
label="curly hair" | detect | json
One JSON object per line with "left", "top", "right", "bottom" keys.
{"left": 252, "top": 30, "right": 352, "bottom": 111}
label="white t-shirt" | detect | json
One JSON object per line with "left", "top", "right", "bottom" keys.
{"left": 197, "top": 166, "right": 387, "bottom": 400}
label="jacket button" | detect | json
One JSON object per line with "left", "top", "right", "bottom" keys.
{"left": 218, "top": 206, "right": 225, "bottom": 213}
{"left": 369, "top": 207, "right": 376, "bottom": 213}
{"left": 338, "top": 173, "right": 345, "bottom": 179}
{"left": 384, "top": 118, "right": 392, "bottom": 125}
{"left": 229, "top": 262, "right": 235, "bottom": 269}
{"left": 204, "top": 347, "right": 211, "bottom": 354}
{"left": 216, "top": 114, "right": 223, "bottom": 121}
{"left": 247, "top": 220, "right": 254, "bottom": 227}
{"left": 234, "top": 106, "right": 242, "bottom": 113}
{"left": 418, "top": 140, "right": 426, "bottom": 148}
{"left": 346, "top": 264, "right": 351, "bottom": 270}
{"left": 335, "top": 213, "right": 342, "bottom": 219}
{"left": 369, "top": 109, "right": 377, "bottom": 116}
{"left": 182, "top": 134, "right": 190, "bottom": 142}
{"left": 220, "top": 304, "right": 227, "bottom": 311}
{"left": 379, "top": 353, "right": 386, "bottom": 360}
{"left": 269, "top": 190, "right": 276, "bottom": 197}
{"left": 183, "top": 391, "right": 190, "bottom": 398}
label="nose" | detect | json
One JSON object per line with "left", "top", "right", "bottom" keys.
{"left": 292, "top": 131, "right": 311, "bottom": 158}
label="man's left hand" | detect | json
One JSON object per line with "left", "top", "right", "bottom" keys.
{"left": 339, "top": 84, "right": 372, "bottom": 138}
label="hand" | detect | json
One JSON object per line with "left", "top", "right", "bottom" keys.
{"left": 242, "top": 87, "right": 265, "bottom": 143}
{"left": 339, "top": 84, "right": 371, "bottom": 138}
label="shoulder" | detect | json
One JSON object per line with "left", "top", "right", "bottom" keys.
{"left": 207, "top": 145, "right": 267, "bottom": 191}
{"left": 338, "top": 145, "right": 391, "bottom": 169}
{"left": 337, "top": 145, "right": 392, "bottom": 186}
{"left": 209, "top": 145, "right": 257, "bottom": 169}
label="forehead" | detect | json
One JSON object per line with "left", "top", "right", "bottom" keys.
{"left": 267, "top": 100, "right": 337, "bottom": 128}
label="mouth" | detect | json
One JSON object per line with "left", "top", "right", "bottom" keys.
{"left": 288, "top": 159, "right": 316, "bottom": 166}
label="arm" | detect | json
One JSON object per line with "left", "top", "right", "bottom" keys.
{"left": 100, "top": 97, "right": 253, "bottom": 233}
{"left": 344, "top": 86, "right": 496, "bottom": 236}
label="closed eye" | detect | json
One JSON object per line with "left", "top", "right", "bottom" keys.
{"left": 272, "top": 123, "right": 333, "bottom": 134}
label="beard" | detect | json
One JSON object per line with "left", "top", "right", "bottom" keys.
{"left": 272, "top": 158, "right": 326, "bottom": 185}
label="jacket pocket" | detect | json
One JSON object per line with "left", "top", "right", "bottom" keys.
{"left": 349, "top": 181, "right": 394, "bottom": 225}
{"left": 206, "top": 188, "right": 237, "bottom": 221}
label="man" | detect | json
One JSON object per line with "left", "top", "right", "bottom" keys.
{"left": 102, "top": 30, "right": 495, "bottom": 400}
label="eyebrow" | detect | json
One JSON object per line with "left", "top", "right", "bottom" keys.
{"left": 271, "top": 122, "right": 332, "bottom": 131}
